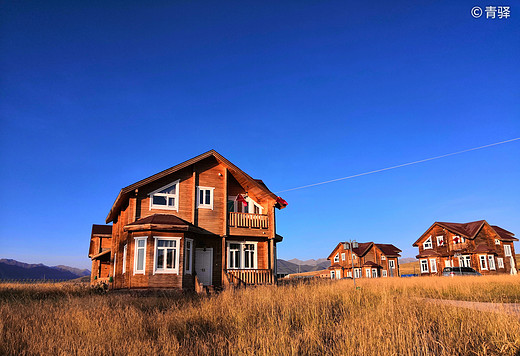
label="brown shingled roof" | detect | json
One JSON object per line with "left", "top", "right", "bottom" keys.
{"left": 127, "top": 214, "right": 192, "bottom": 226}
{"left": 436, "top": 220, "right": 485, "bottom": 238}
{"left": 491, "top": 225, "right": 518, "bottom": 241}
{"left": 363, "top": 261, "right": 382, "bottom": 268}
{"left": 375, "top": 243, "right": 402, "bottom": 257}
{"left": 91, "top": 224, "right": 112, "bottom": 236}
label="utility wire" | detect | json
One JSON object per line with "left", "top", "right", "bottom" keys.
{"left": 275, "top": 137, "right": 520, "bottom": 194}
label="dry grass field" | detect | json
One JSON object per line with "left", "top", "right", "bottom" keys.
{"left": 1, "top": 276, "right": 520, "bottom": 356}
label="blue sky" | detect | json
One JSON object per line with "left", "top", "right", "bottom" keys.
{"left": 1, "top": 1, "right": 518, "bottom": 269}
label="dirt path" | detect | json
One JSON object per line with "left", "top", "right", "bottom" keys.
{"left": 422, "top": 298, "right": 520, "bottom": 315}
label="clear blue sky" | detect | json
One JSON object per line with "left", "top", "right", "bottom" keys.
{"left": 1, "top": 1, "right": 518, "bottom": 269}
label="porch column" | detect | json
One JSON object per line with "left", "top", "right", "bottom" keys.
{"left": 221, "top": 236, "right": 226, "bottom": 285}
{"left": 269, "top": 238, "right": 275, "bottom": 283}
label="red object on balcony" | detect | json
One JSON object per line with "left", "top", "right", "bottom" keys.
{"left": 276, "top": 196, "right": 288, "bottom": 207}
{"left": 236, "top": 194, "right": 248, "bottom": 207}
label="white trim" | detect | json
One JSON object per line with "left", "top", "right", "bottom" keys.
{"left": 227, "top": 195, "right": 263, "bottom": 214}
{"left": 122, "top": 244, "right": 127, "bottom": 274}
{"left": 495, "top": 239, "right": 501, "bottom": 245}
{"left": 341, "top": 253, "right": 346, "bottom": 261}
{"left": 354, "top": 268, "right": 361, "bottom": 278}
{"left": 381, "top": 255, "right": 386, "bottom": 260}
{"left": 195, "top": 248, "right": 214, "bottom": 285}
{"left": 334, "top": 253, "right": 339, "bottom": 263}
{"left": 382, "top": 270, "right": 387, "bottom": 277}
{"left": 113, "top": 253, "right": 117, "bottom": 278}
{"left": 498, "top": 257, "right": 504, "bottom": 268}
{"left": 226, "top": 241, "right": 258, "bottom": 269}
{"left": 420, "top": 259, "right": 429, "bottom": 273}
{"left": 444, "top": 260, "right": 451, "bottom": 268}
{"left": 196, "top": 186, "right": 215, "bottom": 210}
{"left": 429, "top": 258, "right": 437, "bottom": 273}
{"left": 149, "top": 180, "right": 180, "bottom": 211}
{"left": 184, "top": 238, "right": 193, "bottom": 275}
{"left": 479, "top": 255, "right": 488, "bottom": 270}
{"left": 423, "top": 236, "right": 433, "bottom": 250}
{"left": 133, "top": 236, "right": 147, "bottom": 275}
{"left": 458, "top": 255, "right": 471, "bottom": 268}
{"left": 153, "top": 236, "right": 181, "bottom": 275}
{"left": 330, "top": 270, "right": 335, "bottom": 279}
{"left": 504, "top": 244, "right": 512, "bottom": 257}
{"left": 436, "top": 235, "right": 445, "bottom": 247}
{"left": 371, "top": 268, "right": 377, "bottom": 278}
{"left": 365, "top": 268, "right": 371, "bottom": 278}
{"left": 388, "top": 260, "right": 395, "bottom": 269}
{"left": 347, "top": 271, "right": 352, "bottom": 278}
{"left": 488, "top": 255, "right": 496, "bottom": 270}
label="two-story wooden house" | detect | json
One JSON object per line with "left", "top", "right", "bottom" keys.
{"left": 88, "top": 150, "right": 287, "bottom": 290}
{"left": 413, "top": 220, "right": 517, "bottom": 276}
{"left": 88, "top": 224, "right": 112, "bottom": 284}
{"left": 327, "top": 242, "right": 401, "bottom": 279}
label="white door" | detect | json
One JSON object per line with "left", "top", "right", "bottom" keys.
{"left": 195, "top": 248, "right": 213, "bottom": 286}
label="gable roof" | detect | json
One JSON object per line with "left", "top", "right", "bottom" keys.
{"left": 91, "top": 224, "right": 112, "bottom": 236}
{"left": 106, "top": 150, "right": 287, "bottom": 223}
{"left": 413, "top": 220, "right": 517, "bottom": 246}
{"left": 491, "top": 225, "right": 518, "bottom": 241}
{"left": 374, "top": 243, "right": 402, "bottom": 257}
{"left": 327, "top": 242, "right": 376, "bottom": 259}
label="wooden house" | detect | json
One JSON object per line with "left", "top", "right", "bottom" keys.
{"left": 88, "top": 150, "right": 287, "bottom": 290}
{"left": 88, "top": 224, "right": 112, "bottom": 284}
{"left": 327, "top": 242, "right": 401, "bottom": 279}
{"left": 412, "top": 220, "right": 518, "bottom": 276}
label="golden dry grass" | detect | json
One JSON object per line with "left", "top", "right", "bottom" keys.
{"left": 1, "top": 276, "right": 520, "bottom": 355}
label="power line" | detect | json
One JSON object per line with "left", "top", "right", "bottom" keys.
{"left": 275, "top": 137, "right": 520, "bottom": 194}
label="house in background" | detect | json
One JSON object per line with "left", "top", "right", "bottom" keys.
{"left": 412, "top": 220, "right": 517, "bottom": 276}
{"left": 88, "top": 224, "right": 112, "bottom": 283}
{"left": 327, "top": 242, "right": 401, "bottom": 279}
{"left": 88, "top": 150, "right": 287, "bottom": 291}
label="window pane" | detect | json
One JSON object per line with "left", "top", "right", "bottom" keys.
{"left": 168, "top": 197, "right": 175, "bottom": 206}
{"left": 166, "top": 249, "right": 174, "bottom": 269}
{"left": 205, "top": 190, "right": 211, "bottom": 204}
{"left": 157, "top": 249, "right": 164, "bottom": 268}
{"left": 138, "top": 240, "right": 145, "bottom": 248}
{"left": 153, "top": 195, "right": 167, "bottom": 206}
{"left": 137, "top": 249, "right": 144, "bottom": 270}
{"left": 160, "top": 184, "right": 176, "bottom": 194}
{"left": 199, "top": 190, "right": 204, "bottom": 204}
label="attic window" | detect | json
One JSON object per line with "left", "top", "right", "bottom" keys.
{"left": 149, "top": 180, "right": 179, "bottom": 211}
{"left": 423, "top": 236, "right": 433, "bottom": 250}
{"left": 495, "top": 239, "right": 500, "bottom": 245}
{"left": 334, "top": 254, "right": 339, "bottom": 263}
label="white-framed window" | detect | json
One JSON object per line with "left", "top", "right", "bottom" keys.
{"left": 354, "top": 268, "right": 361, "bottom": 278}
{"left": 436, "top": 236, "right": 445, "bottom": 246}
{"left": 372, "top": 269, "right": 377, "bottom": 278}
{"left": 122, "top": 244, "right": 127, "bottom": 274}
{"left": 334, "top": 253, "right": 339, "bottom": 263}
{"left": 347, "top": 271, "right": 352, "bottom": 278}
{"left": 113, "top": 253, "right": 117, "bottom": 278}
{"left": 504, "top": 244, "right": 512, "bottom": 257}
{"left": 381, "top": 255, "right": 386, "bottom": 260}
{"left": 420, "top": 259, "right": 429, "bottom": 273}
{"left": 197, "top": 186, "right": 215, "bottom": 209}
{"left": 341, "top": 253, "right": 346, "bottom": 261}
{"left": 227, "top": 241, "right": 258, "bottom": 269}
{"left": 498, "top": 257, "right": 504, "bottom": 268}
{"left": 382, "top": 270, "right": 387, "bottom": 277}
{"left": 445, "top": 260, "right": 451, "bottom": 268}
{"left": 149, "top": 180, "right": 179, "bottom": 211}
{"left": 227, "top": 196, "right": 263, "bottom": 214}
{"left": 429, "top": 259, "right": 437, "bottom": 273}
{"left": 388, "top": 260, "right": 395, "bottom": 269}
{"left": 185, "top": 238, "right": 193, "bottom": 274}
{"left": 488, "top": 255, "right": 496, "bottom": 270}
{"left": 479, "top": 255, "right": 488, "bottom": 270}
{"left": 459, "top": 255, "right": 471, "bottom": 267}
{"left": 336, "top": 270, "right": 341, "bottom": 279}
{"left": 495, "top": 239, "right": 501, "bottom": 245}
{"left": 353, "top": 254, "right": 357, "bottom": 260}
{"left": 153, "top": 237, "right": 181, "bottom": 274}
{"left": 330, "top": 270, "right": 335, "bottom": 279}
{"left": 134, "top": 237, "right": 147, "bottom": 275}
{"left": 452, "top": 235, "right": 465, "bottom": 244}
{"left": 365, "top": 269, "right": 371, "bottom": 278}
{"left": 423, "top": 236, "right": 433, "bottom": 250}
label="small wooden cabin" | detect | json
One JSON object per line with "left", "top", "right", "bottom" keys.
{"left": 327, "top": 242, "right": 401, "bottom": 279}
{"left": 413, "top": 220, "right": 517, "bottom": 276}
{"left": 89, "top": 150, "right": 287, "bottom": 290}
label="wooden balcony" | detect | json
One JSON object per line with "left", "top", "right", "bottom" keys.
{"left": 228, "top": 212, "right": 269, "bottom": 236}
{"left": 225, "top": 269, "right": 273, "bottom": 286}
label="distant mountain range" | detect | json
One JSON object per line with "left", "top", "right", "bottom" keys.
{"left": 0, "top": 259, "right": 90, "bottom": 280}
{"left": 278, "top": 257, "right": 418, "bottom": 275}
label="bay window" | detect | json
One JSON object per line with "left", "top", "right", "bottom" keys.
{"left": 134, "top": 237, "right": 147, "bottom": 275}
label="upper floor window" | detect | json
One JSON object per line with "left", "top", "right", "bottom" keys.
{"left": 423, "top": 236, "right": 433, "bottom": 250}
{"left": 149, "top": 180, "right": 179, "bottom": 211}
{"left": 495, "top": 239, "right": 501, "bottom": 245}
{"left": 436, "top": 236, "right": 445, "bottom": 246}
{"left": 381, "top": 255, "right": 386, "bottom": 260}
{"left": 341, "top": 253, "right": 346, "bottom": 261}
{"left": 197, "top": 186, "right": 215, "bottom": 209}
{"left": 134, "top": 237, "right": 147, "bottom": 275}
{"left": 153, "top": 237, "right": 180, "bottom": 274}
{"left": 452, "top": 236, "right": 465, "bottom": 244}
{"left": 504, "top": 244, "right": 512, "bottom": 257}
{"left": 334, "top": 253, "right": 339, "bottom": 263}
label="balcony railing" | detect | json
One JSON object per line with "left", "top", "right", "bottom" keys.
{"left": 226, "top": 269, "right": 273, "bottom": 285}
{"left": 228, "top": 212, "right": 269, "bottom": 229}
